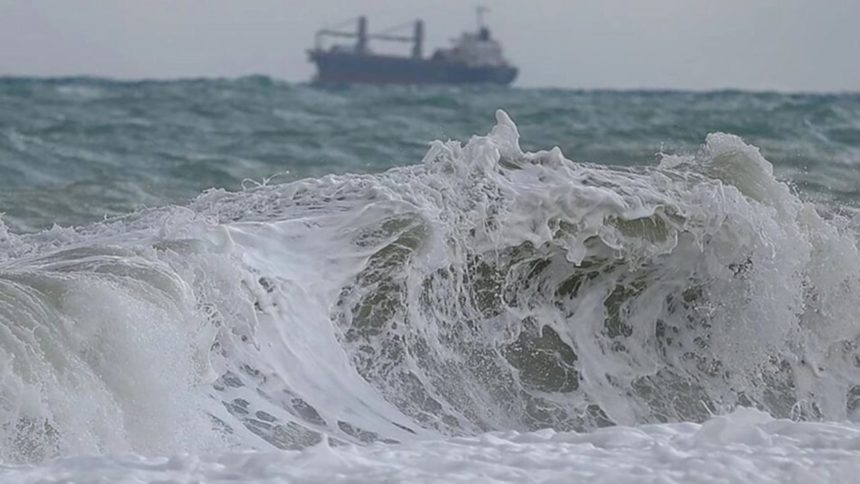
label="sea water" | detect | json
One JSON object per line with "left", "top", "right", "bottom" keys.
{"left": 1, "top": 77, "right": 860, "bottom": 482}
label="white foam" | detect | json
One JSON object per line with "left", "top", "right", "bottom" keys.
{"left": 1, "top": 111, "right": 859, "bottom": 481}
{"left": 4, "top": 409, "right": 860, "bottom": 483}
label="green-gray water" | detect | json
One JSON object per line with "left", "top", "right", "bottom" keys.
{"left": 2, "top": 76, "right": 858, "bottom": 231}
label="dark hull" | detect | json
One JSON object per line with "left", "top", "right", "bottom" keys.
{"left": 309, "top": 51, "right": 517, "bottom": 86}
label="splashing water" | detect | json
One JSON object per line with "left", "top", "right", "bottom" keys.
{"left": 1, "top": 110, "right": 860, "bottom": 476}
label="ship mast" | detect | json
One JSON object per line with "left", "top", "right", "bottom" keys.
{"left": 313, "top": 16, "right": 423, "bottom": 57}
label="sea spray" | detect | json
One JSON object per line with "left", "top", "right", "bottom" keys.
{"left": 1, "top": 111, "right": 859, "bottom": 464}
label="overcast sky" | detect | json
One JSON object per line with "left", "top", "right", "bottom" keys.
{"left": 1, "top": 0, "right": 858, "bottom": 91}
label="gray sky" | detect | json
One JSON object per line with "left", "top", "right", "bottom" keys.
{"left": 1, "top": 0, "right": 858, "bottom": 91}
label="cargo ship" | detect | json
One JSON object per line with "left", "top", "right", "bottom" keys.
{"left": 308, "top": 10, "right": 518, "bottom": 86}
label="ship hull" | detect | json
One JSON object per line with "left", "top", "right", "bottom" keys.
{"left": 309, "top": 51, "right": 517, "bottom": 86}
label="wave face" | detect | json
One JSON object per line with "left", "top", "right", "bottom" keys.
{"left": 1, "top": 111, "right": 860, "bottom": 463}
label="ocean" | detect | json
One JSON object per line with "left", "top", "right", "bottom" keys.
{"left": 1, "top": 77, "right": 860, "bottom": 482}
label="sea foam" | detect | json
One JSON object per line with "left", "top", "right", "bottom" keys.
{"left": 1, "top": 111, "right": 859, "bottom": 471}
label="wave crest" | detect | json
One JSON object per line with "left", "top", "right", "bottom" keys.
{"left": 1, "top": 111, "right": 859, "bottom": 462}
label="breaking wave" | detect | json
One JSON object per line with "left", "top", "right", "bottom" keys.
{"left": 1, "top": 110, "right": 860, "bottom": 463}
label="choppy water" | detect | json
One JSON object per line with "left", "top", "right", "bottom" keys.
{"left": 3, "top": 77, "right": 860, "bottom": 232}
{"left": 2, "top": 77, "right": 860, "bottom": 481}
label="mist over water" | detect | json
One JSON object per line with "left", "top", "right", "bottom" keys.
{"left": 2, "top": 78, "right": 860, "bottom": 481}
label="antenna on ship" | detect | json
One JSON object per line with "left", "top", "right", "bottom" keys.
{"left": 476, "top": 6, "right": 491, "bottom": 40}
{"left": 477, "top": 5, "right": 489, "bottom": 30}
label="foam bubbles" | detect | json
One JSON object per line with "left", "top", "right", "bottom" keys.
{"left": 6, "top": 409, "right": 860, "bottom": 483}
{"left": 1, "top": 111, "right": 860, "bottom": 467}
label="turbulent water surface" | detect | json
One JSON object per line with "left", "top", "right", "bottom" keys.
{"left": 2, "top": 77, "right": 860, "bottom": 482}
